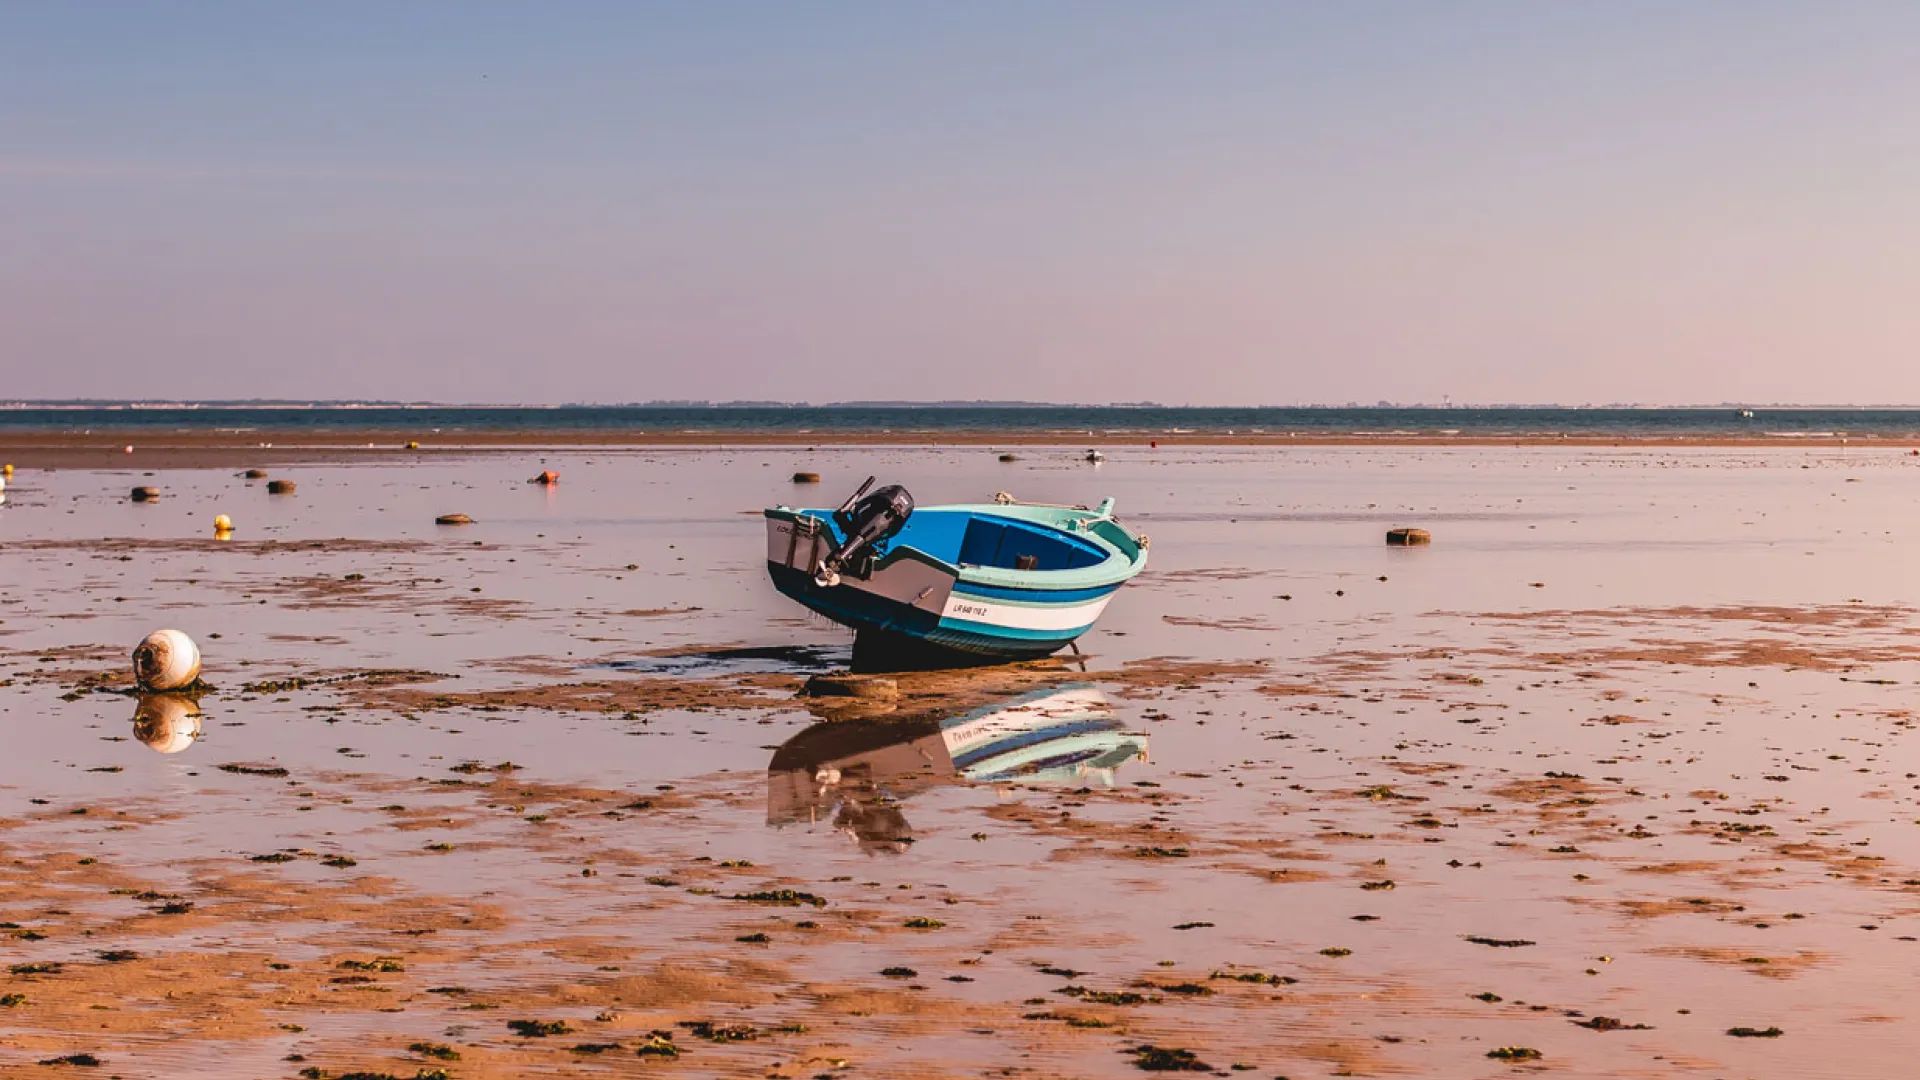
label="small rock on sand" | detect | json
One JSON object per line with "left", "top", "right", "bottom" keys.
{"left": 803, "top": 674, "right": 899, "bottom": 701}
{"left": 792, "top": 472, "right": 821, "bottom": 484}
{"left": 130, "top": 486, "right": 160, "bottom": 502}
{"left": 436, "top": 514, "right": 475, "bottom": 526}
{"left": 266, "top": 480, "right": 296, "bottom": 495}
{"left": 242, "top": 469, "right": 268, "bottom": 479}
{"left": 1386, "top": 527, "right": 1431, "bottom": 546}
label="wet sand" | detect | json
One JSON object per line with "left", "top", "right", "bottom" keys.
{"left": 5, "top": 445, "right": 1920, "bottom": 1077}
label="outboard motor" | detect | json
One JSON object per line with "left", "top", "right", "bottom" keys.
{"left": 815, "top": 476, "right": 914, "bottom": 586}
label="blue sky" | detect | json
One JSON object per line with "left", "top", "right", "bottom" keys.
{"left": 3, "top": 3, "right": 1918, "bottom": 404}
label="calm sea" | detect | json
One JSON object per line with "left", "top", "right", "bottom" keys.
{"left": 2, "top": 405, "right": 1917, "bottom": 438}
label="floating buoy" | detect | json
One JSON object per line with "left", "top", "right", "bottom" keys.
{"left": 124, "top": 445, "right": 134, "bottom": 454}
{"left": 529, "top": 470, "right": 559, "bottom": 485}
{"left": 1150, "top": 440, "right": 1158, "bottom": 449}
{"left": 1386, "top": 527, "right": 1432, "bottom": 546}
{"left": 1, "top": 463, "right": 11, "bottom": 477}
{"left": 213, "top": 514, "right": 234, "bottom": 537}
{"left": 133, "top": 629, "right": 202, "bottom": 692}
{"left": 130, "top": 486, "right": 160, "bottom": 502}
{"left": 406, "top": 441, "right": 420, "bottom": 450}
{"left": 792, "top": 472, "right": 821, "bottom": 484}
{"left": 998, "top": 454, "right": 1018, "bottom": 462}
{"left": 242, "top": 468, "right": 268, "bottom": 480}
{"left": 132, "top": 695, "right": 203, "bottom": 754}
{"left": 436, "top": 513, "right": 474, "bottom": 525}
{"left": 266, "top": 480, "right": 296, "bottom": 495}
{"left": 1085, "top": 450, "right": 1105, "bottom": 463}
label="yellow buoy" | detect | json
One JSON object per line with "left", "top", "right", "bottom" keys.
{"left": 213, "top": 514, "right": 234, "bottom": 537}
{"left": 1, "top": 463, "right": 12, "bottom": 477}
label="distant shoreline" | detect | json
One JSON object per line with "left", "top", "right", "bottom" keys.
{"left": 2, "top": 428, "right": 1914, "bottom": 470}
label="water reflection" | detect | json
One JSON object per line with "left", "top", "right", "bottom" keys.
{"left": 596, "top": 644, "right": 849, "bottom": 677}
{"left": 767, "top": 685, "right": 1147, "bottom": 853}
{"left": 132, "top": 695, "right": 203, "bottom": 754}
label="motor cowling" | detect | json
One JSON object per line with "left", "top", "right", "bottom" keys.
{"left": 817, "top": 481, "right": 913, "bottom": 585}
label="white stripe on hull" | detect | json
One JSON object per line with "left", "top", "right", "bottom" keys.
{"left": 938, "top": 592, "right": 1112, "bottom": 632}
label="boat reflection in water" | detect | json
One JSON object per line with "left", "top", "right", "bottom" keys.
{"left": 131, "top": 694, "right": 203, "bottom": 754}
{"left": 767, "top": 685, "right": 1146, "bottom": 853}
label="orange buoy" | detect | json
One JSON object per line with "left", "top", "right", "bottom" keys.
{"left": 529, "top": 470, "right": 559, "bottom": 485}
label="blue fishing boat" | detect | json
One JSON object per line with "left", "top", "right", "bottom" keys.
{"left": 765, "top": 478, "right": 1148, "bottom": 670}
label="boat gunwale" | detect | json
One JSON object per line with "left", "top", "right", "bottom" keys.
{"left": 764, "top": 501, "right": 1146, "bottom": 592}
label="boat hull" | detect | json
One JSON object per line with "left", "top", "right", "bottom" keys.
{"left": 765, "top": 562, "right": 1087, "bottom": 669}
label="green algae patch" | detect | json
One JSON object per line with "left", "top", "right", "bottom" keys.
{"left": 728, "top": 890, "right": 826, "bottom": 907}
{"left": 1210, "top": 970, "right": 1296, "bottom": 985}
{"left": 636, "top": 1032, "right": 680, "bottom": 1057}
{"left": 507, "top": 1019, "right": 573, "bottom": 1037}
{"left": 680, "top": 1020, "right": 757, "bottom": 1042}
{"left": 1127, "top": 1045, "right": 1213, "bottom": 1071}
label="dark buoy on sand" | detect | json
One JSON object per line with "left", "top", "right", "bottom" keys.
{"left": 998, "top": 453, "right": 1018, "bottom": 462}
{"left": 266, "top": 480, "right": 296, "bottom": 495}
{"left": 130, "top": 486, "right": 160, "bottom": 502}
{"left": 792, "top": 471, "right": 821, "bottom": 484}
{"left": 1386, "top": 527, "right": 1431, "bottom": 546}
{"left": 436, "top": 513, "right": 474, "bottom": 526}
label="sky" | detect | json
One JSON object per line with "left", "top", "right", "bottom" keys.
{"left": 3, "top": 2, "right": 1918, "bottom": 406}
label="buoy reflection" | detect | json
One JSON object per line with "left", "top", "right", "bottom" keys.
{"left": 132, "top": 694, "right": 203, "bottom": 754}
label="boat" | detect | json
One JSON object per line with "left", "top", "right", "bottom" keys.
{"left": 766, "top": 685, "right": 1147, "bottom": 851}
{"left": 764, "top": 478, "right": 1148, "bottom": 670}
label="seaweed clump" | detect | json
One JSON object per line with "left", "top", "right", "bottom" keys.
{"left": 1127, "top": 1045, "right": 1213, "bottom": 1071}
{"left": 507, "top": 1019, "right": 573, "bottom": 1038}
{"left": 729, "top": 890, "right": 826, "bottom": 907}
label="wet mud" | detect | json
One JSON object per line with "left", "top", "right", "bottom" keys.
{"left": 5, "top": 446, "right": 1920, "bottom": 1076}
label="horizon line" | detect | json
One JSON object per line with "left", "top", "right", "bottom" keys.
{"left": 8, "top": 400, "right": 1920, "bottom": 411}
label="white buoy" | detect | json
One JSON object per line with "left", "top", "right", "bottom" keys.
{"left": 133, "top": 629, "right": 202, "bottom": 691}
{"left": 132, "top": 695, "right": 203, "bottom": 754}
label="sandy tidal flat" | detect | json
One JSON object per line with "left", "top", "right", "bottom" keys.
{"left": 3, "top": 445, "right": 1920, "bottom": 1078}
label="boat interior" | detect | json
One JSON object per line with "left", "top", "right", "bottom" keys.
{"left": 881, "top": 510, "right": 1110, "bottom": 571}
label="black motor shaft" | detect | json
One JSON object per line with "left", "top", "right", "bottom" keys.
{"left": 818, "top": 477, "right": 913, "bottom": 583}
